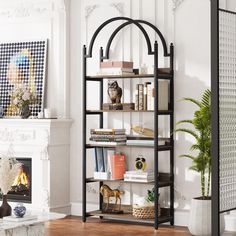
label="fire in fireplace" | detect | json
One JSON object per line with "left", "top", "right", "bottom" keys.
{"left": 6, "top": 158, "right": 32, "bottom": 203}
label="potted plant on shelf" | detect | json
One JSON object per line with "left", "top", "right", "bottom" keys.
{"left": 175, "top": 89, "right": 224, "bottom": 235}
{"left": 133, "top": 188, "right": 160, "bottom": 219}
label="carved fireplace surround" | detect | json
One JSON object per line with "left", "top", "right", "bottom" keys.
{"left": 0, "top": 119, "right": 72, "bottom": 214}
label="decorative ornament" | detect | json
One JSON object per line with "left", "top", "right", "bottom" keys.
{"left": 108, "top": 80, "right": 122, "bottom": 104}
{"left": 172, "top": 0, "right": 185, "bottom": 11}
{"left": 107, "top": 80, "right": 123, "bottom": 110}
{"left": 100, "top": 184, "right": 124, "bottom": 213}
{"left": 13, "top": 203, "right": 26, "bottom": 218}
{"left": 0, "top": 195, "right": 11, "bottom": 218}
{"left": 135, "top": 156, "right": 147, "bottom": 171}
{"left": 0, "top": 149, "right": 22, "bottom": 218}
{"left": 132, "top": 125, "right": 154, "bottom": 137}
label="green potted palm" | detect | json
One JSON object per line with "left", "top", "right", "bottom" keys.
{"left": 175, "top": 89, "right": 224, "bottom": 235}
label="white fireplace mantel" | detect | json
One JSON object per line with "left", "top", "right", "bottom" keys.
{"left": 0, "top": 118, "right": 72, "bottom": 214}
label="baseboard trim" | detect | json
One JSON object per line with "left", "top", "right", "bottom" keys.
{"left": 49, "top": 203, "right": 71, "bottom": 214}
{"left": 70, "top": 202, "right": 189, "bottom": 227}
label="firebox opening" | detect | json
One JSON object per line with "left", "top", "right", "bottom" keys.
{"left": 4, "top": 158, "right": 32, "bottom": 203}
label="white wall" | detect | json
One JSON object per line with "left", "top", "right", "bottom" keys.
{"left": 69, "top": 0, "right": 211, "bottom": 226}
{"left": 0, "top": 0, "right": 211, "bottom": 227}
{"left": 174, "top": 0, "right": 211, "bottom": 208}
{"left": 0, "top": 0, "right": 70, "bottom": 118}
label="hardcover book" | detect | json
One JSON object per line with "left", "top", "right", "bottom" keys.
{"left": 98, "top": 68, "right": 134, "bottom": 76}
{"left": 135, "top": 84, "right": 139, "bottom": 110}
{"left": 90, "top": 137, "right": 127, "bottom": 142}
{"left": 89, "top": 141, "right": 126, "bottom": 146}
{"left": 124, "top": 170, "right": 154, "bottom": 182}
{"left": 90, "top": 128, "right": 126, "bottom": 135}
{"left": 147, "top": 83, "right": 152, "bottom": 110}
{"left": 138, "top": 84, "right": 144, "bottom": 110}
{"left": 144, "top": 82, "right": 151, "bottom": 110}
{"left": 111, "top": 153, "right": 126, "bottom": 180}
{"left": 100, "top": 61, "right": 133, "bottom": 68}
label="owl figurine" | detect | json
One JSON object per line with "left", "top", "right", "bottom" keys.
{"left": 107, "top": 80, "right": 122, "bottom": 104}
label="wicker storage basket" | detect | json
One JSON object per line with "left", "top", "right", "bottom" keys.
{"left": 132, "top": 204, "right": 161, "bottom": 219}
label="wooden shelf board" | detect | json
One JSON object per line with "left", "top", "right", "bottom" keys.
{"left": 86, "top": 73, "right": 173, "bottom": 80}
{"left": 86, "top": 209, "right": 173, "bottom": 225}
{"left": 86, "top": 178, "right": 173, "bottom": 187}
{"left": 86, "top": 144, "right": 172, "bottom": 150}
{"left": 86, "top": 110, "right": 173, "bottom": 115}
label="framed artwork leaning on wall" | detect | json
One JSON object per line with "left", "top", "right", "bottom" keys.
{"left": 0, "top": 40, "right": 47, "bottom": 117}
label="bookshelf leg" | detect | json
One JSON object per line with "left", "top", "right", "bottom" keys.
{"left": 99, "top": 181, "right": 103, "bottom": 211}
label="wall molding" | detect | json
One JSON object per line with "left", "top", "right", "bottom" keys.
{"left": 0, "top": 0, "right": 69, "bottom": 19}
{"left": 85, "top": 5, "right": 98, "bottom": 19}
{"left": 110, "top": 2, "right": 124, "bottom": 15}
{"left": 84, "top": 2, "right": 125, "bottom": 46}
{"left": 172, "top": 0, "right": 210, "bottom": 12}
{"left": 0, "top": 0, "right": 53, "bottom": 19}
{"left": 172, "top": 0, "right": 185, "bottom": 11}
{"left": 0, "top": 129, "right": 36, "bottom": 143}
{"left": 85, "top": 2, "right": 124, "bottom": 19}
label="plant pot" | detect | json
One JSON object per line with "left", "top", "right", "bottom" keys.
{"left": 0, "top": 195, "right": 12, "bottom": 218}
{"left": 188, "top": 198, "right": 225, "bottom": 235}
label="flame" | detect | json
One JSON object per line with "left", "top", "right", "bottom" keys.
{"left": 13, "top": 168, "right": 29, "bottom": 187}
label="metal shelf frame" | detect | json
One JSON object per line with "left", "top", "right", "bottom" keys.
{"left": 82, "top": 17, "right": 174, "bottom": 230}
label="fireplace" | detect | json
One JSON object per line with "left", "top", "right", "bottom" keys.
{"left": 7, "top": 158, "right": 32, "bottom": 203}
{"left": 0, "top": 119, "right": 71, "bottom": 213}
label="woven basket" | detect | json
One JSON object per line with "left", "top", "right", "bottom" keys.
{"left": 132, "top": 204, "right": 161, "bottom": 219}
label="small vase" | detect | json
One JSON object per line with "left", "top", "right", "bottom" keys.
{"left": 20, "top": 104, "right": 31, "bottom": 119}
{"left": 0, "top": 195, "right": 12, "bottom": 218}
{"left": 13, "top": 203, "right": 26, "bottom": 218}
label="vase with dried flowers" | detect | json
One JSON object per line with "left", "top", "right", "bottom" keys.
{"left": 9, "top": 84, "right": 37, "bottom": 119}
{"left": 0, "top": 155, "right": 22, "bottom": 218}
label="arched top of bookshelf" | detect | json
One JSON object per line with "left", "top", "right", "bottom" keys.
{"left": 85, "top": 17, "right": 171, "bottom": 59}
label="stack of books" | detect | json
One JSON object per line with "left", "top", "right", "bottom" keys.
{"left": 124, "top": 170, "right": 154, "bottom": 183}
{"left": 134, "top": 81, "right": 169, "bottom": 111}
{"left": 90, "top": 128, "right": 127, "bottom": 146}
{"left": 98, "top": 61, "right": 134, "bottom": 75}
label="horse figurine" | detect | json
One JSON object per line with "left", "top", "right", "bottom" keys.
{"left": 100, "top": 184, "right": 124, "bottom": 211}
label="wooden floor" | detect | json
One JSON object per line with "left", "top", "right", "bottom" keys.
{"left": 44, "top": 216, "right": 191, "bottom": 236}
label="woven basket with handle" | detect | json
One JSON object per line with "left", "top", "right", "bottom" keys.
{"left": 132, "top": 204, "right": 161, "bottom": 219}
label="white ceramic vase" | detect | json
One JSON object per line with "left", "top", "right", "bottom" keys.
{"left": 188, "top": 198, "right": 225, "bottom": 235}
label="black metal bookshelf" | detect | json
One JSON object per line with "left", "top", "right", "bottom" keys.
{"left": 82, "top": 17, "right": 174, "bottom": 230}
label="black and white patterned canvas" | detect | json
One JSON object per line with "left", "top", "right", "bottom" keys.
{"left": 0, "top": 40, "right": 47, "bottom": 117}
